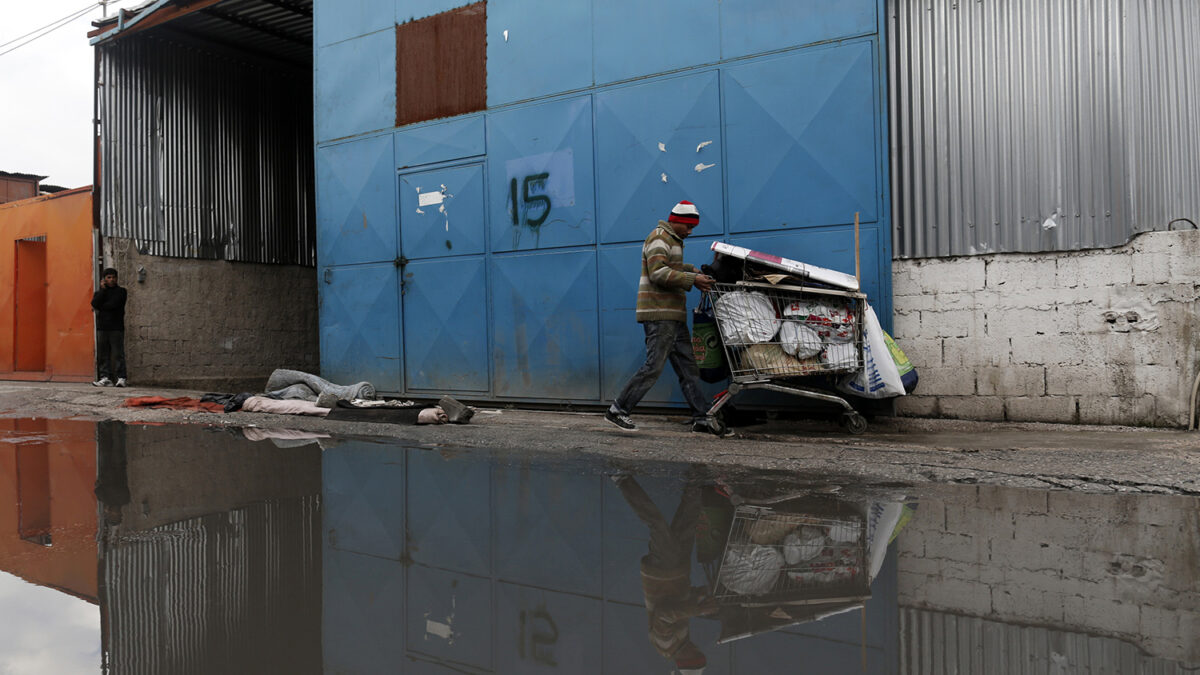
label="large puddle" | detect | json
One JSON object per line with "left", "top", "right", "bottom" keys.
{"left": 0, "top": 418, "right": 1196, "bottom": 673}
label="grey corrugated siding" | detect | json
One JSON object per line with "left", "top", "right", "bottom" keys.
{"left": 97, "top": 34, "right": 315, "bottom": 265}
{"left": 899, "top": 608, "right": 1195, "bottom": 673}
{"left": 889, "top": 0, "right": 1200, "bottom": 259}
{"left": 101, "top": 498, "right": 321, "bottom": 674}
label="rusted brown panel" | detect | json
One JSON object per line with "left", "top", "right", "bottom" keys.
{"left": 395, "top": 1, "right": 487, "bottom": 127}
{"left": 0, "top": 177, "right": 38, "bottom": 205}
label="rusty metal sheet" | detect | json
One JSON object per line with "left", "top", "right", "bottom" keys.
{"left": 395, "top": 2, "right": 487, "bottom": 128}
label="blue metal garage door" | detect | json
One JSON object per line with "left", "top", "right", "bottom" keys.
{"left": 315, "top": 0, "right": 891, "bottom": 404}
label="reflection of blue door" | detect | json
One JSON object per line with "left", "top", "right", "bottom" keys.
{"left": 398, "top": 163, "right": 490, "bottom": 392}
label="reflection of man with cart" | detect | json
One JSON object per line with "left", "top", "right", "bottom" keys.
{"left": 606, "top": 200, "right": 716, "bottom": 433}
{"left": 611, "top": 472, "right": 715, "bottom": 673}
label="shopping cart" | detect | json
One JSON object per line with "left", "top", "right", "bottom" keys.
{"left": 704, "top": 499, "right": 869, "bottom": 608}
{"left": 705, "top": 280, "right": 869, "bottom": 434}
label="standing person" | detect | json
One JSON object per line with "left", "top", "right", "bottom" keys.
{"left": 91, "top": 267, "right": 128, "bottom": 387}
{"left": 606, "top": 201, "right": 715, "bottom": 432}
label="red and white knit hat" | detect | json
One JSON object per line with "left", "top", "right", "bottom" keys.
{"left": 667, "top": 200, "right": 700, "bottom": 225}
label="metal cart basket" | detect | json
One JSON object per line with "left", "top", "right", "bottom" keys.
{"left": 707, "top": 503, "right": 869, "bottom": 607}
{"left": 705, "top": 280, "right": 869, "bottom": 434}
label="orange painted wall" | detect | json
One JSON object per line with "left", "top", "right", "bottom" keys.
{"left": 0, "top": 418, "right": 98, "bottom": 601}
{"left": 0, "top": 188, "right": 95, "bottom": 380}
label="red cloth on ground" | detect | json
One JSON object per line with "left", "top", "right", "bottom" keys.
{"left": 121, "top": 396, "right": 225, "bottom": 413}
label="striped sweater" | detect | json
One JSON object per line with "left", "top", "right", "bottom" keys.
{"left": 636, "top": 221, "right": 697, "bottom": 322}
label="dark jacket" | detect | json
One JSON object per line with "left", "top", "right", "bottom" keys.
{"left": 91, "top": 285, "right": 127, "bottom": 331}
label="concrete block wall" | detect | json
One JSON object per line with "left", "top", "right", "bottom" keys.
{"left": 892, "top": 230, "right": 1200, "bottom": 426}
{"left": 897, "top": 485, "right": 1200, "bottom": 663}
{"left": 103, "top": 238, "right": 319, "bottom": 391}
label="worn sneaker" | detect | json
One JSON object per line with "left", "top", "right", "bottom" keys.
{"left": 604, "top": 409, "right": 636, "bottom": 431}
{"left": 115, "top": 378, "right": 127, "bottom": 388}
{"left": 92, "top": 377, "right": 113, "bottom": 387}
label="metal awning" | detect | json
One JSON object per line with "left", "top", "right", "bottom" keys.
{"left": 90, "top": 0, "right": 312, "bottom": 65}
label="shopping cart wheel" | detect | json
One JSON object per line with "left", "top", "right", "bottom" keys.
{"left": 841, "top": 412, "right": 868, "bottom": 435}
{"left": 708, "top": 416, "right": 729, "bottom": 437}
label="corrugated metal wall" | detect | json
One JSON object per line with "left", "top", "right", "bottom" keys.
{"left": 101, "top": 497, "right": 321, "bottom": 674}
{"left": 889, "top": 0, "right": 1200, "bottom": 258}
{"left": 97, "top": 34, "right": 315, "bottom": 265}
{"left": 899, "top": 608, "right": 1195, "bottom": 673}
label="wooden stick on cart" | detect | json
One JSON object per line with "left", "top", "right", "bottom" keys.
{"left": 854, "top": 211, "right": 861, "bottom": 286}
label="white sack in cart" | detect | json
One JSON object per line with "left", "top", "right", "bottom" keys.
{"left": 823, "top": 343, "right": 858, "bottom": 370}
{"left": 779, "top": 321, "right": 823, "bottom": 358}
{"left": 715, "top": 291, "right": 780, "bottom": 344}
{"left": 837, "top": 305, "right": 905, "bottom": 399}
{"left": 783, "top": 526, "right": 827, "bottom": 564}
{"left": 719, "top": 544, "right": 784, "bottom": 595}
{"left": 782, "top": 300, "right": 854, "bottom": 343}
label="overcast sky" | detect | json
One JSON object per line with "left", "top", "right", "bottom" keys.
{"left": 0, "top": 571, "right": 100, "bottom": 673}
{"left": 0, "top": 0, "right": 142, "bottom": 188}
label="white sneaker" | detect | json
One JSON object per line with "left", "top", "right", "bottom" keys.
{"left": 115, "top": 378, "right": 127, "bottom": 388}
{"left": 92, "top": 377, "right": 113, "bottom": 387}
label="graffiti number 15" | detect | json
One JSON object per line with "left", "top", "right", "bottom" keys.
{"left": 510, "top": 173, "right": 551, "bottom": 228}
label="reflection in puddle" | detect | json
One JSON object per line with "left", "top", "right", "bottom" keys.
{"left": 0, "top": 418, "right": 1195, "bottom": 673}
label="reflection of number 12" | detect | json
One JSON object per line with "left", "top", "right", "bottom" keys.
{"left": 510, "top": 173, "right": 551, "bottom": 227}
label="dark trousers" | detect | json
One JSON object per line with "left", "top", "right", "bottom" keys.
{"left": 614, "top": 320, "right": 709, "bottom": 421}
{"left": 96, "top": 330, "right": 126, "bottom": 380}
{"left": 617, "top": 476, "right": 701, "bottom": 570}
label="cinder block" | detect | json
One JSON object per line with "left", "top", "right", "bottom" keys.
{"left": 891, "top": 263, "right": 921, "bottom": 296}
{"left": 1077, "top": 395, "right": 1156, "bottom": 426}
{"left": 893, "top": 292, "right": 936, "bottom": 312}
{"left": 1045, "top": 364, "right": 1104, "bottom": 396}
{"left": 984, "top": 309, "right": 1060, "bottom": 338}
{"left": 1063, "top": 595, "right": 1141, "bottom": 636}
{"left": 892, "top": 310, "right": 922, "bottom": 340}
{"left": 943, "top": 336, "right": 1011, "bottom": 367}
{"left": 925, "top": 530, "right": 989, "bottom": 563}
{"left": 897, "top": 337, "right": 942, "bottom": 368}
{"left": 975, "top": 485, "right": 1049, "bottom": 515}
{"left": 919, "top": 368, "right": 977, "bottom": 396}
{"left": 925, "top": 309, "right": 982, "bottom": 338}
{"left": 945, "top": 505, "right": 1018, "bottom": 537}
{"left": 1009, "top": 335, "right": 1089, "bottom": 366}
{"left": 1005, "top": 395, "right": 1077, "bottom": 423}
{"left": 919, "top": 258, "right": 986, "bottom": 294}
{"left": 975, "top": 366, "right": 1046, "bottom": 396}
{"left": 900, "top": 576, "right": 993, "bottom": 615}
{"left": 1132, "top": 250, "right": 1172, "bottom": 285}
{"left": 936, "top": 291, "right": 981, "bottom": 312}
{"left": 988, "top": 258, "right": 1057, "bottom": 291}
{"left": 1062, "top": 253, "right": 1134, "bottom": 288}
{"left": 939, "top": 396, "right": 1006, "bottom": 421}
{"left": 894, "top": 396, "right": 939, "bottom": 417}
{"left": 992, "top": 587, "right": 1066, "bottom": 624}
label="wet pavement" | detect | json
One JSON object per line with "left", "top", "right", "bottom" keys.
{"left": 0, "top": 418, "right": 1196, "bottom": 673}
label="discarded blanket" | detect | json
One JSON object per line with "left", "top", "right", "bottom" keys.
{"left": 241, "top": 396, "right": 330, "bottom": 417}
{"left": 326, "top": 404, "right": 447, "bottom": 425}
{"left": 265, "top": 369, "right": 375, "bottom": 402}
{"left": 122, "top": 396, "right": 225, "bottom": 413}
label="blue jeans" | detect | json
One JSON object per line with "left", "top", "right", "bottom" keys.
{"left": 613, "top": 320, "right": 709, "bottom": 420}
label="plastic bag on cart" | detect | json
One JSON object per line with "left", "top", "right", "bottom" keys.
{"left": 837, "top": 305, "right": 905, "bottom": 399}
{"left": 779, "top": 321, "right": 822, "bottom": 358}
{"left": 719, "top": 544, "right": 784, "bottom": 595}
{"left": 715, "top": 291, "right": 780, "bottom": 344}
{"left": 692, "top": 295, "right": 730, "bottom": 383}
{"left": 884, "top": 331, "right": 919, "bottom": 394}
{"left": 782, "top": 300, "right": 854, "bottom": 343}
